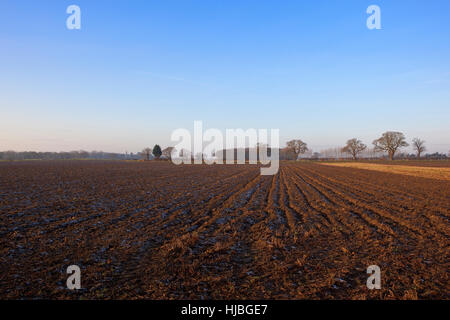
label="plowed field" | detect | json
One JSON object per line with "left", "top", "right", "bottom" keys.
{"left": 0, "top": 161, "right": 448, "bottom": 299}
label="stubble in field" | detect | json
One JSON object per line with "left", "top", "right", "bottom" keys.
{"left": 321, "top": 162, "right": 450, "bottom": 181}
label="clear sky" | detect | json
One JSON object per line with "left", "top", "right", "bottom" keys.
{"left": 1, "top": 0, "right": 449, "bottom": 153}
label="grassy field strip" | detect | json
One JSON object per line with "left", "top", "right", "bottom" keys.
{"left": 320, "top": 162, "right": 450, "bottom": 181}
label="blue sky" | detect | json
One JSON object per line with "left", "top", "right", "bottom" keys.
{"left": 1, "top": 0, "right": 449, "bottom": 153}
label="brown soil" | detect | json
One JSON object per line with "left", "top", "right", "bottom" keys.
{"left": 0, "top": 160, "right": 448, "bottom": 299}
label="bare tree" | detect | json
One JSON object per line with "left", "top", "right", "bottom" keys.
{"left": 142, "top": 148, "right": 152, "bottom": 161}
{"left": 286, "top": 139, "right": 308, "bottom": 160}
{"left": 412, "top": 138, "right": 426, "bottom": 159}
{"left": 162, "top": 147, "right": 174, "bottom": 159}
{"left": 342, "top": 138, "right": 367, "bottom": 160}
{"left": 373, "top": 131, "right": 409, "bottom": 160}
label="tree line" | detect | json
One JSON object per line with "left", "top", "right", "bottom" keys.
{"left": 1, "top": 132, "right": 447, "bottom": 161}
{"left": 283, "top": 131, "right": 445, "bottom": 161}
{"left": 0, "top": 150, "right": 138, "bottom": 161}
